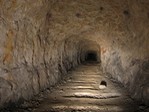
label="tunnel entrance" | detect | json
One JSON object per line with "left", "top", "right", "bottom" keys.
{"left": 85, "top": 51, "right": 98, "bottom": 62}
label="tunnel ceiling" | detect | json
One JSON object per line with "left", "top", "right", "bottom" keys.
{"left": 0, "top": 0, "right": 149, "bottom": 58}
{"left": 45, "top": 0, "right": 149, "bottom": 58}
{"left": 0, "top": 0, "right": 149, "bottom": 107}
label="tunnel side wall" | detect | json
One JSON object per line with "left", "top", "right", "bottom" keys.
{"left": 0, "top": 1, "right": 82, "bottom": 108}
{"left": 0, "top": 0, "right": 149, "bottom": 108}
{"left": 101, "top": 49, "right": 149, "bottom": 105}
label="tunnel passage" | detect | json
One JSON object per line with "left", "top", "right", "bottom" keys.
{"left": 2, "top": 64, "right": 140, "bottom": 112}
{"left": 0, "top": 0, "right": 149, "bottom": 111}
{"left": 85, "top": 51, "right": 98, "bottom": 62}
{"left": 78, "top": 39, "right": 101, "bottom": 64}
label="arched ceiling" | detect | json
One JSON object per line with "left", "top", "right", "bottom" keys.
{"left": 42, "top": 0, "right": 149, "bottom": 58}
{"left": 0, "top": 0, "right": 149, "bottom": 106}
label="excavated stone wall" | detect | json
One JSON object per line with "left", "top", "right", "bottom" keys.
{"left": 0, "top": 0, "right": 149, "bottom": 107}
{"left": 0, "top": 0, "right": 81, "bottom": 107}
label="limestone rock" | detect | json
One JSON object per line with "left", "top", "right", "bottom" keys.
{"left": 0, "top": 0, "right": 149, "bottom": 108}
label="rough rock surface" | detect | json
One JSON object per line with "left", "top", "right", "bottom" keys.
{"left": 1, "top": 64, "right": 141, "bottom": 112}
{"left": 0, "top": 0, "right": 149, "bottom": 108}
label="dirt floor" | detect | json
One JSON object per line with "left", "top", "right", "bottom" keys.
{"left": 1, "top": 63, "right": 148, "bottom": 112}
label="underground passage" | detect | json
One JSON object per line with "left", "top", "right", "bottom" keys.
{"left": 85, "top": 51, "right": 98, "bottom": 62}
{"left": 0, "top": 0, "right": 149, "bottom": 112}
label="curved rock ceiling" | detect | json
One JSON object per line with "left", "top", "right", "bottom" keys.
{"left": 0, "top": 0, "right": 149, "bottom": 107}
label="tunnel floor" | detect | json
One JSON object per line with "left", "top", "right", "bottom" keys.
{"left": 3, "top": 63, "right": 142, "bottom": 112}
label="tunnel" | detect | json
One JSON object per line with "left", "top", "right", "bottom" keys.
{"left": 0, "top": 0, "right": 149, "bottom": 112}
{"left": 85, "top": 51, "right": 98, "bottom": 62}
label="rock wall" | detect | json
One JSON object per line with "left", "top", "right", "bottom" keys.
{"left": 99, "top": 0, "right": 149, "bottom": 104}
{"left": 0, "top": 0, "right": 81, "bottom": 107}
{"left": 0, "top": 0, "right": 149, "bottom": 108}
